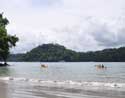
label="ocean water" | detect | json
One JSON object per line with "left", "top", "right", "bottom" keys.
{"left": 0, "top": 62, "right": 125, "bottom": 98}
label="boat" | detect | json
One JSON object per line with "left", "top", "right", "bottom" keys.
{"left": 95, "top": 64, "right": 107, "bottom": 69}
{"left": 41, "top": 64, "right": 48, "bottom": 68}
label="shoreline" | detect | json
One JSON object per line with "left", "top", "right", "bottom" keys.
{"left": 0, "top": 80, "right": 125, "bottom": 98}
{"left": 0, "top": 62, "right": 125, "bottom": 98}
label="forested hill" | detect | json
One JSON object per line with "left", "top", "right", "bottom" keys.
{"left": 8, "top": 44, "right": 125, "bottom": 62}
{"left": 22, "top": 44, "right": 77, "bottom": 62}
{"left": 8, "top": 44, "right": 77, "bottom": 62}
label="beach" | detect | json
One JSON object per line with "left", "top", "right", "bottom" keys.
{"left": 0, "top": 62, "right": 125, "bottom": 98}
{"left": 0, "top": 81, "right": 8, "bottom": 98}
{"left": 0, "top": 79, "right": 125, "bottom": 98}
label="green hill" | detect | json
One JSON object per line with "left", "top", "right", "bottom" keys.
{"left": 7, "top": 44, "right": 125, "bottom": 62}
{"left": 23, "top": 43, "right": 77, "bottom": 62}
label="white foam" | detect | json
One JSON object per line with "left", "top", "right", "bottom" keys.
{"left": 29, "top": 79, "right": 40, "bottom": 82}
{"left": 0, "top": 77, "right": 125, "bottom": 88}
{"left": 0, "top": 77, "right": 10, "bottom": 81}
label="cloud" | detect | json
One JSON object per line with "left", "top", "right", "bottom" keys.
{"left": 88, "top": 17, "right": 125, "bottom": 48}
{"left": 31, "top": 0, "right": 62, "bottom": 7}
{"left": 0, "top": 0, "right": 125, "bottom": 53}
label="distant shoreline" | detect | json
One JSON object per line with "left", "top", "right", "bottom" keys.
{"left": 5, "top": 44, "right": 125, "bottom": 62}
{"left": 2, "top": 61, "right": 125, "bottom": 63}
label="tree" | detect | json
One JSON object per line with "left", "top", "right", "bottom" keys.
{"left": 0, "top": 13, "right": 18, "bottom": 65}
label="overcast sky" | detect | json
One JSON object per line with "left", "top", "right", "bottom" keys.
{"left": 0, "top": 0, "right": 125, "bottom": 53}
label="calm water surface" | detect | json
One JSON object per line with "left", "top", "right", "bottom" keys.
{"left": 1, "top": 62, "right": 125, "bottom": 82}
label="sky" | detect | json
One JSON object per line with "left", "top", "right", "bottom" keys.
{"left": 0, "top": 0, "right": 125, "bottom": 53}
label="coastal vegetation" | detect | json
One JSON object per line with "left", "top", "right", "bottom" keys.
{"left": 8, "top": 43, "right": 125, "bottom": 62}
{"left": 0, "top": 13, "right": 18, "bottom": 65}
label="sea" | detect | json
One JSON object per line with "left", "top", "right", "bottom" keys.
{"left": 0, "top": 62, "right": 125, "bottom": 98}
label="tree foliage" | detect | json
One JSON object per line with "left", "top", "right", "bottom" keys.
{"left": 0, "top": 13, "right": 18, "bottom": 64}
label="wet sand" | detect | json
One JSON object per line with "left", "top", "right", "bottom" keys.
{"left": 0, "top": 81, "right": 8, "bottom": 98}
{"left": 0, "top": 80, "right": 125, "bottom": 98}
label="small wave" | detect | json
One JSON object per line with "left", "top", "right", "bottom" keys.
{"left": 0, "top": 77, "right": 125, "bottom": 88}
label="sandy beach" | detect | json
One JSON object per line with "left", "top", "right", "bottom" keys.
{"left": 0, "top": 81, "right": 8, "bottom": 98}
{"left": 0, "top": 79, "right": 125, "bottom": 98}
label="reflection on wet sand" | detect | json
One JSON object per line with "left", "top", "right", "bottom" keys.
{"left": 0, "top": 80, "right": 125, "bottom": 98}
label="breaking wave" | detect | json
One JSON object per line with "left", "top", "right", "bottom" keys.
{"left": 0, "top": 77, "right": 125, "bottom": 88}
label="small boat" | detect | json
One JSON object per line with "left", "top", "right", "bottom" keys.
{"left": 95, "top": 64, "right": 107, "bottom": 69}
{"left": 41, "top": 64, "right": 48, "bottom": 68}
